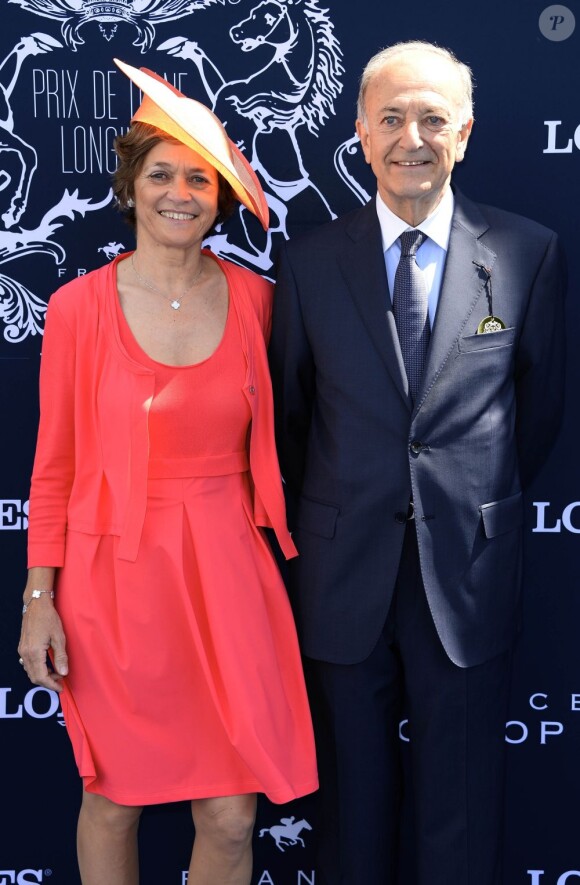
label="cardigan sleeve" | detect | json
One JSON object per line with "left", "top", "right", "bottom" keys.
{"left": 27, "top": 294, "right": 77, "bottom": 567}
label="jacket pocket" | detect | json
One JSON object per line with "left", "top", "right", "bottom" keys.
{"left": 479, "top": 492, "right": 523, "bottom": 539}
{"left": 295, "top": 495, "right": 340, "bottom": 539}
{"left": 459, "top": 326, "right": 516, "bottom": 353}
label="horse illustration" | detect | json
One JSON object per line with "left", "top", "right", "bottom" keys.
{"left": 98, "top": 241, "right": 126, "bottom": 260}
{"left": 0, "top": 32, "right": 62, "bottom": 229}
{"left": 159, "top": 0, "right": 344, "bottom": 269}
{"left": 258, "top": 816, "right": 312, "bottom": 853}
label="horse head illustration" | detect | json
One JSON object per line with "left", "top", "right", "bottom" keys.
{"left": 159, "top": 0, "right": 344, "bottom": 270}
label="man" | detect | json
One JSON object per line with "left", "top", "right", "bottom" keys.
{"left": 269, "top": 41, "right": 565, "bottom": 885}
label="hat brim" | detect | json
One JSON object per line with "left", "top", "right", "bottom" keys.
{"left": 114, "top": 59, "right": 269, "bottom": 231}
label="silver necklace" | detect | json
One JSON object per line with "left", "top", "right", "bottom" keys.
{"left": 131, "top": 254, "right": 204, "bottom": 310}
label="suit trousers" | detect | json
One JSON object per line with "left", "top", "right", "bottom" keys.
{"left": 304, "top": 523, "right": 512, "bottom": 885}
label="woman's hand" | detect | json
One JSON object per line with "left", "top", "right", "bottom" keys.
{"left": 18, "top": 569, "right": 68, "bottom": 692}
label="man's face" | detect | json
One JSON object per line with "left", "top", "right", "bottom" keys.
{"left": 356, "top": 50, "right": 473, "bottom": 226}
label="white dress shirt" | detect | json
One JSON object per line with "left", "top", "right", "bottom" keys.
{"left": 376, "top": 188, "right": 454, "bottom": 328}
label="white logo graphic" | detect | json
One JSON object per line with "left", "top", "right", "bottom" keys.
{"left": 0, "top": 33, "right": 111, "bottom": 343}
{"left": 159, "top": 0, "right": 345, "bottom": 269}
{"left": 504, "top": 691, "right": 580, "bottom": 746}
{"left": 258, "top": 815, "right": 312, "bottom": 853}
{"left": 0, "top": 686, "right": 64, "bottom": 723}
{"left": 98, "top": 240, "right": 125, "bottom": 259}
{"left": 0, "top": 33, "right": 61, "bottom": 229}
{"left": 505, "top": 720, "right": 564, "bottom": 745}
{"left": 544, "top": 121, "right": 580, "bottom": 154}
{"left": 9, "top": 0, "right": 225, "bottom": 52}
{"left": 183, "top": 870, "right": 315, "bottom": 883}
{"left": 532, "top": 502, "right": 580, "bottom": 533}
{"left": 529, "top": 874, "right": 580, "bottom": 884}
{"left": 3, "top": 2, "right": 370, "bottom": 337}
{"left": 400, "top": 687, "right": 580, "bottom": 746}
{"left": 0, "top": 873, "right": 45, "bottom": 885}
{"left": 0, "top": 499, "right": 28, "bottom": 529}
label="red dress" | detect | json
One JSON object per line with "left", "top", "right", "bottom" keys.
{"left": 56, "top": 263, "right": 318, "bottom": 806}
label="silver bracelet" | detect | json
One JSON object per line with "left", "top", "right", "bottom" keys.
{"left": 22, "top": 589, "right": 54, "bottom": 614}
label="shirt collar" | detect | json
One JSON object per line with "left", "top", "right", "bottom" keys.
{"left": 376, "top": 187, "right": 455, "bottom": 253}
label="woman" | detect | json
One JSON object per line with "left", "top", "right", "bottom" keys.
{"left": 18, "top": 60, "right": 317, "bottom": 885}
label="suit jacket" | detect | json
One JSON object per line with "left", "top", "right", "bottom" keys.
{"left": 28, "top": 251, "right": 297, "bottom": 568}
{"left": 269, "top": 189, "right": 566, "bottom": 668}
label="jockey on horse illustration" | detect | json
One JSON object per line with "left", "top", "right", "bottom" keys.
{"left": 259, "top": 816, "right": 312, "bottom": 853}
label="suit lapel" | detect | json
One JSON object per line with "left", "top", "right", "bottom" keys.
{"left": 338, "top": 194, "right": 498, "bottom": 412}
{"left": 417, "top": 191, "right": 497, "bottom": 408}
{"left": 338, "top": 202, "right": 411, "bottom": 409}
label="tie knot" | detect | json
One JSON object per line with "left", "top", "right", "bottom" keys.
{"left": 399, "top": 230, "right": 426, "bottom": 257}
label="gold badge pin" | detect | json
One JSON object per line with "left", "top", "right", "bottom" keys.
{"left": 472, "top": 262, "right": 505, "bottom": 334}
{"left": 477, "top": 315, "right": 506, "bottom": 334}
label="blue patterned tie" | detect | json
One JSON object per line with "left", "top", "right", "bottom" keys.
{"left": 393, "top": 230, "right": 430, "bottom": 401}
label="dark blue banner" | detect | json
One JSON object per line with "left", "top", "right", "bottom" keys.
{"left": 1, "top": 1, "right": 579, "bottom": 882}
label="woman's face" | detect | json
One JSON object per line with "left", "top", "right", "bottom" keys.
{"left": 133, "top": 140, "right": 220, "bottom": 251}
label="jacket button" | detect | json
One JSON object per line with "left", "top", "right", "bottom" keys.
{"left": 410, "top": 440, "right": 424, "bottom": 455}
{"left": 394, "top": 511, "right": 407, "bottom": 523}
{"left": 248, "top": 386, "right": 256, "bottom": 394}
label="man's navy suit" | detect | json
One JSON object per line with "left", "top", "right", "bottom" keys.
{"left": 269, "top": 189, "right": 565, "bottom": 883}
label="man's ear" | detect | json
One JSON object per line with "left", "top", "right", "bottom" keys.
{"left": 456, "top": 118, "right": 474, "bottom": 162}
{"left": 356, "top": 118, "right": 372, "bottom": 165}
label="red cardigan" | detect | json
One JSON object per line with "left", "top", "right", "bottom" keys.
{"left": 28, "top": 252, "right": 297, "bottom": 565}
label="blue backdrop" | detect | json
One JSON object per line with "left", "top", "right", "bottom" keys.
{"left": 1, "top": 1, "right": 579, "bottom": 883}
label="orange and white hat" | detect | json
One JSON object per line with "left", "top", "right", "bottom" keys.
{"left": 114, "top": 58, "right": 269, "bottom": 230}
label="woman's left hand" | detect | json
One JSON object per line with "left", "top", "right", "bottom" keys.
{"left": 18, "top": 590, "right": 68, "bottom": 692}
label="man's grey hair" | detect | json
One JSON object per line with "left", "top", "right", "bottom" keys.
{"left": 356, "top": 40, "right": 474, "bottom": 129}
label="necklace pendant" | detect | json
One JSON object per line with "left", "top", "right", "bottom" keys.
{"left": 170, "top": 300, "right": 181, "bottom": 310}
